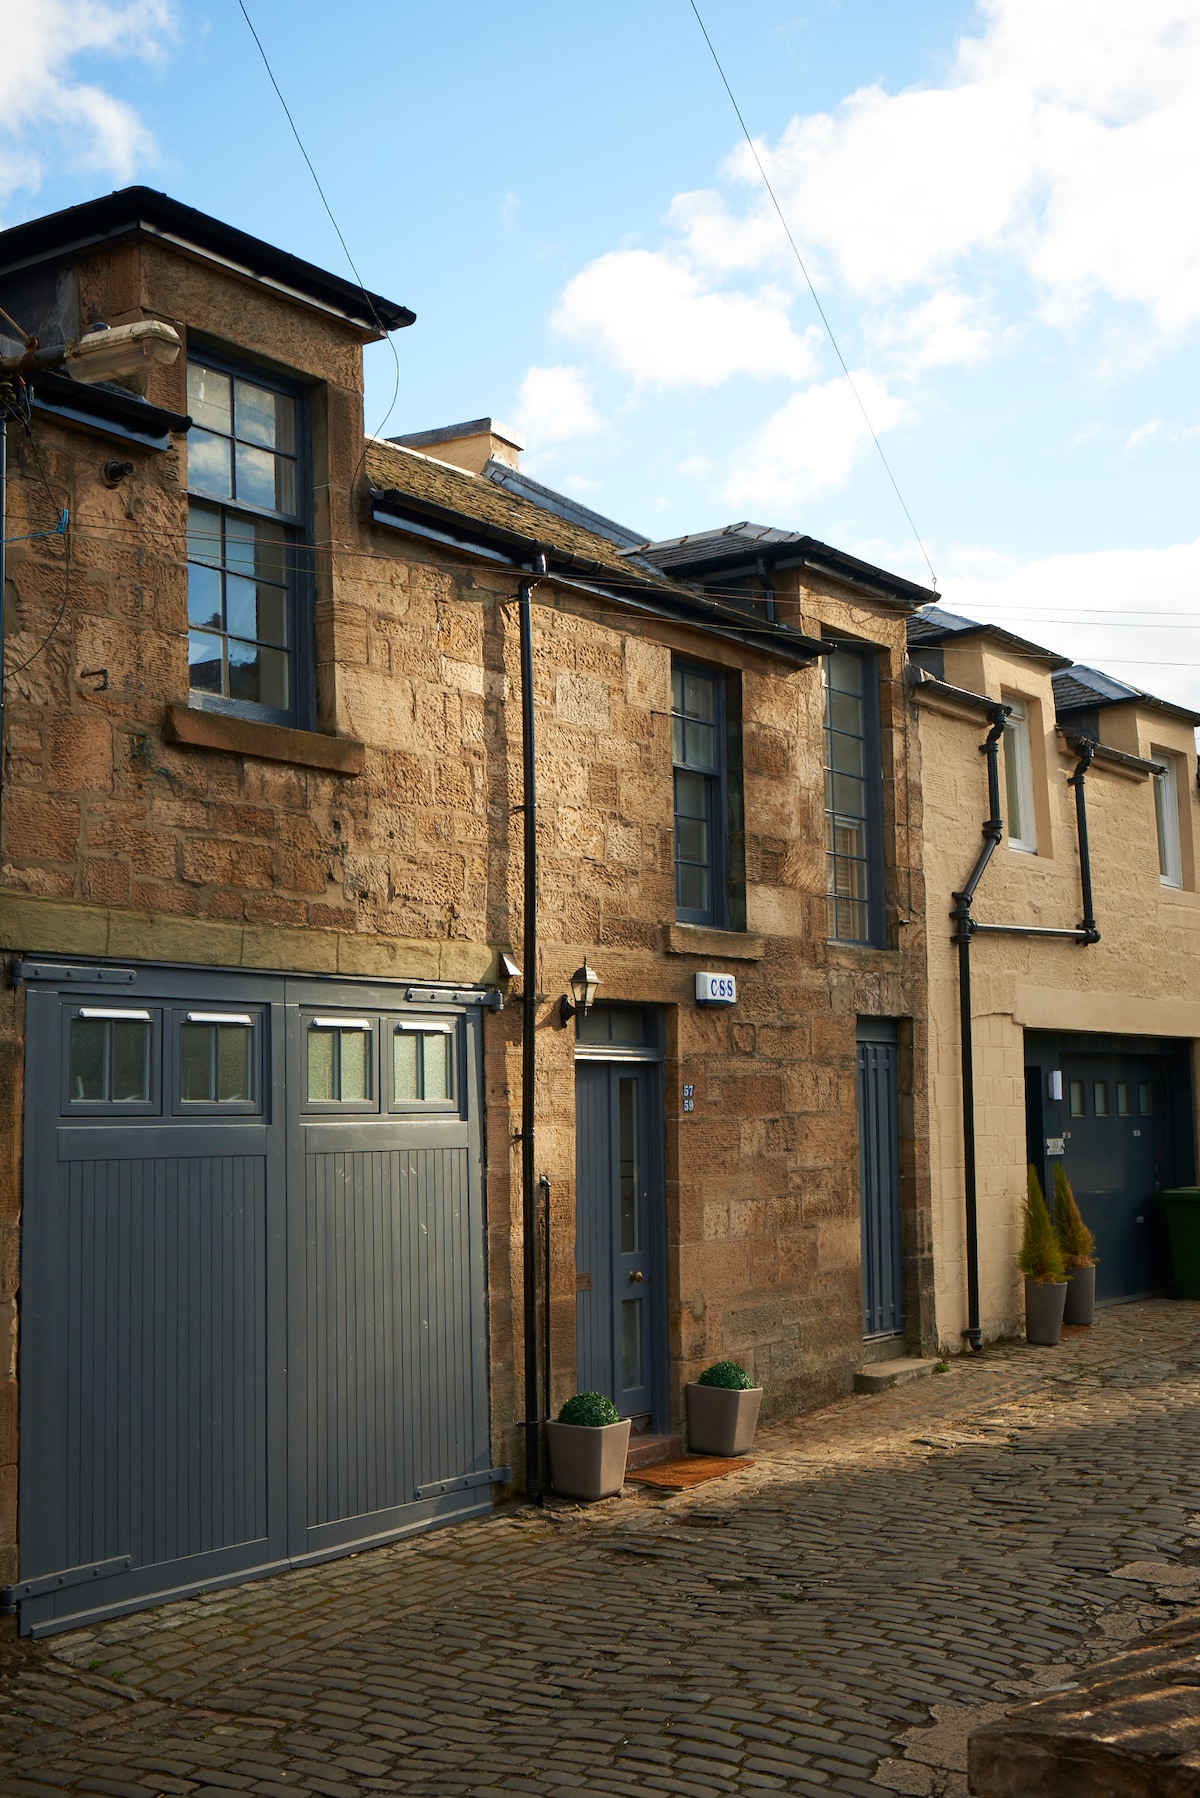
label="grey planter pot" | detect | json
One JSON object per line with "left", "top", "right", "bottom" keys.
{"left": 1024, "top": 1278, "right": 1068, "bottom": 1346}
{"left": 1064, "top": 1263, "right": 1097, "bottom": 1326}
{"left": 545, "top": 1417, "right": 631, "bottom": 1501}
{"left": 685, "top": 1383, "right": 763, "bottom": 1456}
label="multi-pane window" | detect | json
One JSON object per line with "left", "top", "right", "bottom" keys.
{"left": 1002, "top": 698, "right": 1038, "bottom": 852}
{"left": 823, "top": 646, "right": 882, "bottom": 944}
{"left": 1154, "top": 752, "right": 1183, "bottom": 888}
{"left": 307, "top": 1019, "right": 372, "bottom": 1104}
{"left": 393, "top": 1024, "right": 453, "bottom": 1104}
{"left": 180, "top": 1013, "right": 253, "bottom": 1103}
{"left": 69, "top": 1010, "right": 151, "bottom": 1102}
{"left": 186, "top": 357, "right": 305, "bottom": 722}
{"left": 672, "top": 662, "right": 726, "bottom": 926}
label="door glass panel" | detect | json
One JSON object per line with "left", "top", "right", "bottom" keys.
{"left": 180, "top": 1022, "right": 253, "bottom": 1102}
{"left": 339, "top": 1029, "right": 369, "bottom": 1102}
{"left": 217, "top": 1026, "right": 252, "bottom": 1102}
{"left": 69, "top": 1018, "right": 107, "bottom": 1100}
{"left": 180, "top": 1024, "right": 210, "bottom": 1099}
{"left": 393, "top": 1030, "right": 418, "bottom": 1100}
{"left": 307, "top": 1029, "right": 335, "bottom": 1101}
{"left": 423, "top": 1032, "right": 450, "bottom": 1101}
{"left": 619, "top": 1077, "right": 639, "bottom": 1253}
{"left": 1139, "top": 1082, "right": 1153, "bottom": 1116}
{"left": 622, "top": 1300, "right": 642, "bottom": 1391}
{"left": 1069, "top": 1079, "right": 1086, "bottom": 1117}
{"left": 1116, "top": 1081, "right": 1131, "bottom": 1118}
{"left": 1093, "top": 1081, "right": 1109, "bottom": 1118}
{"left": 111, "top": 1022, "right": 150, "bottom": 1102}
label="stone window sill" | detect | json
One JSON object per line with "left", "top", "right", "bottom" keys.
{"left": 664, "top": 922, "right": 764, "bottom": 961}
{"left": 163, "top": 703, "right": 364, "bottom": 774}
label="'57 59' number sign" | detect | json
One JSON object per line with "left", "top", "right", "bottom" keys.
{"left": 695, "top": 972, "right": 737, "bottom": 1006}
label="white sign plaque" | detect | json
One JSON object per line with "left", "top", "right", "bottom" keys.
{"left": 695, "top": 972, "right": 736, "bottom": 1006}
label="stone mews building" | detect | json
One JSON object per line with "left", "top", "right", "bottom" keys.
{"left": 909, "top": 605, "right": 1200, "bottom": 1348}
{"left": 0, "top": 187, "right": 935, "bottom": 1638}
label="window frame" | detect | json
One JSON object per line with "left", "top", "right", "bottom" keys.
{"left": 170, "top": 1006, "right": 264, "bottom": 1118}
{"left": 671, "top": 658, "right": 731, "bottom": 929}
{"left": 62, "top": 1006, "right": 162, "bottom": 1117}
{"left": 388, "top": 1018, "right": 462, "bottom": 1115}
{"left": 300, "top": 1015, "right": 380, "bottom": 1115}
{"left": 184, "top": 344, "right": 313, "bottom": 731}
{"left": 822, "top": 638, "right": 886, "bottom": 948}
{"left": 1153, "top": 751, "right": 1183, "bottom": 889}
{"left": 1002, "top": 697, "right": 1038, "bottom": 853}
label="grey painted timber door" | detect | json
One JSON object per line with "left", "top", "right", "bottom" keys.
{"left": 1058, "top": 1047, "right": 1165, "bottom": 1301}
{"left": 575, "top": 1060, "right": 663, "bottom": 1426}
{"left": 17, "top": 961, "right": 491, "bottom": 1636}
{"left": 857, "top": 1018, "right": 904, "bottom": 1338}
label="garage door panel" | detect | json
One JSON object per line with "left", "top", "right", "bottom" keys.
{"left": 300, "top": 1141, "right": 483, "bottom": 1538}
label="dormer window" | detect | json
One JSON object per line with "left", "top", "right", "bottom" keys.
{"left": 1002, "top": 697, "right": 1038, "bottom": 853}
{"left": 185, "top": 355, "right": 309, "bottom": 725}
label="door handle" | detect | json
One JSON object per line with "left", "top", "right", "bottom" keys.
{"left": 629, "top": 1270, "right": 644, "bottom": 1283}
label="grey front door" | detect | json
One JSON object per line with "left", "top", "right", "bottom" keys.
{"left": 17, "top": 961, "right": 491, "bottom": 1636}
{"left": 857, "top": 1018, "right": 904, "bottom": 1338}
{"left": 1059, "top": 1048, "right": 1165, "bottom": 1301}
{"left": 575, "top": 1061, "right": 663, "bottom": 1426}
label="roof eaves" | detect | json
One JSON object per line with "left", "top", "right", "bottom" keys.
{"left": 0, "top": 186, "right": 413, "bottom": 336}
{"left": 367, "top": 486, "right": 826, "bottom": 666}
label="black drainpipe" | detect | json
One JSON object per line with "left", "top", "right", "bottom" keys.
{"left": 951, "top": 706, "right": 1009, "bottom": 1353}
{"left": 518, "top": 553, "right": 547, "bottom": 1503}
{"left": 952, "top": 715, "right": 1101, "bottom": 1352}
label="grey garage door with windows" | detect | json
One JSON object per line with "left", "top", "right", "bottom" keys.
{"left": 13, "top": 960, "right": 495, "bottom": 1636}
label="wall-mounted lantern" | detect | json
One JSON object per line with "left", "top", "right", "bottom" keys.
{"left": 560, "top": 960, "right": 600, "bottom": 1026}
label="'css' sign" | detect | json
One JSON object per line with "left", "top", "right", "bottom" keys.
{"left": 695, "top": 972, "right": 737, "bottom": 1006}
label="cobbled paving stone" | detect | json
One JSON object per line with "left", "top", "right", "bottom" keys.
{"left": 3, "top": 1303, "right": 1200, "bottom": 1797}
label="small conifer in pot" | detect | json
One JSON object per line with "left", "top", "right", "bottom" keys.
{"left": 1020, "top": 1166, "right": 1068, "bottom": 1345}
{"left": 1053, "top": 1163, "right": 1098, "bottom": 1325}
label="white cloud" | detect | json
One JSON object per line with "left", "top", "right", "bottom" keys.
{"left": 1124, "top": 417, "right": 1200, "bottom": 450}
{"left": 514, "top": 365, "right": 602, "bottom": 446}
{"left": 939, "top": 535, "right": 1200, "bottom": 710}
{"left": 673, "top": 1, "right": 1200, "bottom": 343}
{"left": 0, "top": 1, "right": 173, "bottom": 213}
{"left": 552, "top": 249, "right": 822, "bottom": 387}
{"left": 723, "top": 372, "right": 904, "bottom": 510}
{"left": 867, "top": 289, "right": 995, "bottom": 373}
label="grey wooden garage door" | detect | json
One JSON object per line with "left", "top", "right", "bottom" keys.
{"left": 15, "top": 961, "right": 493, "bottom": 1636}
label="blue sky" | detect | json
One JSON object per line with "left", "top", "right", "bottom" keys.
{"left": 6, "top": 0, "right": 1200, "bottom": 704}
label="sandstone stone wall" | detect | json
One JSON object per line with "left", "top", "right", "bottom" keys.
{"left": 916, "top": 641, "right": 1200, "bottom": 1348}
{"left": 0, "top": 232, "right": 932, "bottom": 1592}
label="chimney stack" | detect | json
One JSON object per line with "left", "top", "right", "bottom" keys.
{"left": 388, "top": 417, "right": 523, "bottom": 475}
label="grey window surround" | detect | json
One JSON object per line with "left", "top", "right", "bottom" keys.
{"left": 185, "top": 348, "right": 313, "bottom": 731}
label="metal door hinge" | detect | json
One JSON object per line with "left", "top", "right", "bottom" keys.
{"left": 414, "top": 1466, "right": 511, "bottom": 1502}
{"left": 1, "top": 1554, "right": 132, "bottom": 1610}
{"left": 12, "top": 961, "right": 137, "bottom": 986}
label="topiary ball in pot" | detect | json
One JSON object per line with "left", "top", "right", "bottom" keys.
{"left": 557, "top": 1391, "right": 620, "bottom": 1428}
{"left": 697, "top": 1360, "right": 754, "bottom": 1390}
{"left": 546, "top": 1392, "right": 629, "bottom": 1500}
{"left": 687, "top": 1361, "right": 762, "bottom": 1455}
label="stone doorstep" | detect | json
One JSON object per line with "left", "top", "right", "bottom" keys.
{"left": 968, "top": 1608, "right": 1200, "bottom": 1798}
{"left": 853, "top": 1358, "right": 941, "bottom": 1395}
{"left": 625, "top": 1434, "right": 683, "bottom": 1471}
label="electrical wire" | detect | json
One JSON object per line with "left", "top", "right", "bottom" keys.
{"left": 3, "top": 414, "right": 72, "bottom": 679}
{"left": 687, "top": 0, "right": 939, "bottom": 594}
{"left": 234, "top": 0, "right": 402, "bottom": 450}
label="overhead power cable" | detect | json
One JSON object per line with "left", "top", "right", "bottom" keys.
{"left": 687, "top": 0, "right": 939, "bottom": 593}
{"left": 235, "top": 0, "right": 401, "bottom": 445}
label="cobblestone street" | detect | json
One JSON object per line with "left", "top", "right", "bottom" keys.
{"left": 4, "top": 1300, "right": 1200, "bottom": 1798}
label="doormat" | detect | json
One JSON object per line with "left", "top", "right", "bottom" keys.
{"left": 626, "top": 1455, "right": 755, "bottom": 1490}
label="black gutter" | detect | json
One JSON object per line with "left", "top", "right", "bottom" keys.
{"left": 0, "top": 186, "right": 413, "bottom": 335}
{"left": 519, "top": 554, "right": 548, "bottom": 1505}
{"left": 947, "top": 704, "right": 1101, "bottom": 1353}
{"left": 369, "top": 490, "right": 826, "bottom": 666}
{"left": 31, "top": 368, "right": 190, "bottom": 450}
{"left": 1059, "top": 731, "right": 1164, "bottom": 779}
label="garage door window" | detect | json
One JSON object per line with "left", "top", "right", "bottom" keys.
{"left": 68, "top": 1009, "right": 155, "bottom": 1110}
{"left": 393, "top": 1023, "right": 455, "bottom": 1107}
{"left": 308, "top": 1019, "right": 373, "bottom": 1104}
{"left": 180, "top": 1013, "right": 255, "bottom": 1105}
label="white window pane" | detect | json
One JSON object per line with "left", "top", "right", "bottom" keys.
{"left": 1155, "top": 755, "right": 1182, "bottom": 888}
{"left": 1002, "top": 701, "right": 1038, "bottom": 852}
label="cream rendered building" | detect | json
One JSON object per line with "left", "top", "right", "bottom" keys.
{"left": 909, "top": 607, "right": 1200, "bottom": 1350}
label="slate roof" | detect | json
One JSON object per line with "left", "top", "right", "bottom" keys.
{"left": 365, "top": 439, "right": 674, "bottom": 586}
{"left": 482, "top": 460, "right": 647, "bottom": 552}
{"left": 640, "top": 523, "right": 936, "bottom": 608}
{"left": 1052, "top": 665, "right": 1200, "bottom": 726}
{"left": 907, "top": 605, "right": 1071, "bottom": 669}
